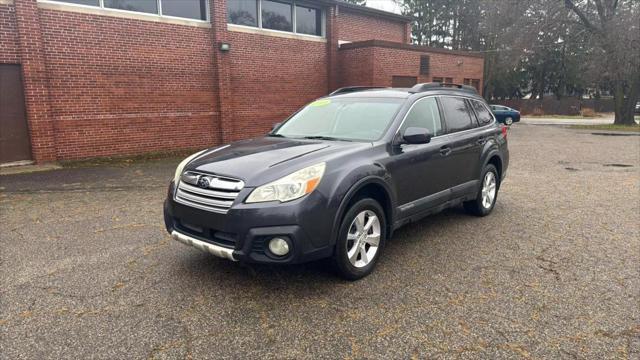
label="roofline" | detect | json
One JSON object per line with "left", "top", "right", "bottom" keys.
{"left": 317, "top": 0, "right": 411, "bottom": 22}
{"left": 339, "top": 40, "right": 485, "bottom": 59}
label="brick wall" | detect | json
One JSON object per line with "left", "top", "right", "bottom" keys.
{"left": 337, "top": 8, "right": 407, "bottom": 43}
{"left": 2, "top": 1, "right": 484, "bottom": 163}
{"left": 226, "top": 30, "right": 328, "bottom": 141}
{"left": 0, "top": 2, "right": 19, "bottom": 64}
{"left": 36, "top": 8, "right": 219, "bottom": 160}
{"left": 339, "top": 41, "right": 484, "bottom": 91}
{"left": 337, "top": 46, "right": 374, "bottom": 87}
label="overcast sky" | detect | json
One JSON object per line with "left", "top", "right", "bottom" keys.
{"left": 364, "top": 0, "right": 402, "bottom": 14}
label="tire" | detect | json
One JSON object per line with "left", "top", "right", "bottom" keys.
{"left": 505, "top": 117, "right": 513, "bottom": 125}
{"left": 333, "top": 198, "right": 386, "bottom": 280}
{"left": 464, "top": 164, "right": 499, "bottom": 217}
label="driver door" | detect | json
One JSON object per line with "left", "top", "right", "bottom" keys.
{"left": 385, "top": 96, "right": 451, "bottom": 217}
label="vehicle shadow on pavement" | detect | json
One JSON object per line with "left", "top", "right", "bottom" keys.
{"left": 169, "top": 206, "right": 471, "bottom": 290}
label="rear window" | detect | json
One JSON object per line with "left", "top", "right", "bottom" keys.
{"left": 470, "top": 100, "right": 494, "bottom": 125}
{"left": 440, "top": 96, "right": 475, "bottom": 133}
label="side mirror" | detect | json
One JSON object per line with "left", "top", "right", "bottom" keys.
{"left": 272, "top": 122, "right": 282, "bottom": 131}
{"left": 402, "top": 127, "right": 432, "bottom": 144}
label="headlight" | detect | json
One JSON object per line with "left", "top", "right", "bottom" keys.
{"left": 246, "top": 163, "right": 326, "bottom": 203}
{"left": 173, "top": 149, "right": 208, "bottom": 184}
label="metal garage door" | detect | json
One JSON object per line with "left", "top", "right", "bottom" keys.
{"left": 0, "top": 64, "right": 31, "bottom": 164}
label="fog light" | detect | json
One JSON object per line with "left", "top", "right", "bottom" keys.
{"left": 268, "top": 237, "right": 290, "bottom": 256}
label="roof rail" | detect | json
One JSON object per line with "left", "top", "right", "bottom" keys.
{"left": 409, "top": 82, "right": 478, "bottom": 94}
{"left": 329, "top": 86, "right": 386, "bottom": 96}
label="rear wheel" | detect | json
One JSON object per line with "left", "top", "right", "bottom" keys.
{"left": 505, "top": 117, "right": 514, "bottom": 125}
{"left": 333, "top": 198, "right": 386, "bottom": 280}
{"left": 464, "top": 164, "right": 499, "bottom": 216}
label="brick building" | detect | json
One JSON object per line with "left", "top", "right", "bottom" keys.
{"left": 0, "top": 0, "right": 484, "bottom": 164}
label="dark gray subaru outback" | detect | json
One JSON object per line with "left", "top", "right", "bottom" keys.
{"left": 164, "top": 83, "right": 509, "bottom": 280}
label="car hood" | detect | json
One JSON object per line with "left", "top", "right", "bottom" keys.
{"left": 185, "top": 137, "right": 368, "bottom": 186}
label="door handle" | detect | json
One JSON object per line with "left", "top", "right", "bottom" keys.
{"left": 439, "top": 146, "right": 452, "bottom": 156}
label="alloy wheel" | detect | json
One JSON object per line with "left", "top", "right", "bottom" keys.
{"left": 346, "top": 210, "right": 381, "bottom": 268}
{"left": 481, "top": 171, "right": 497, "bottom": 209}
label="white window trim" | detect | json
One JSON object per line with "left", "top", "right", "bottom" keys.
{"left": 38, "top": 0, "right": 210, "bottom": 27}
{"left": 229, "top": 0, "right": 326, "bottom": 38}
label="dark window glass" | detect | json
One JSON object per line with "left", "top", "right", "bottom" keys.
{"left": 262, "top": 0, "right": 292, "bottom": 32}
{"left": 401, "top": 97, "right": 443, "bottom": 136}
{"left": 433, "top": 77, "right": 443, "bottom": 83}
{"left": 162, "top": 0, "right": 207, "bottom": 20}
{"left": 471, "top": 79, "right": 480, "bottom": 91}
{"left": 440, "top": 96, "right": 474, "bottom": 133}
{"left": 228, "top": 0, "right": 258, "bottom": 27}
{"left": 295, "top": 5, "right": 321, "bottom": 35}
{"left": 470, "top": 100, "right": 493, "bottom": 125}
{"left": 52, "top": 0, "right": 99, "bottom": 5}
{"left": 104, "top": 0, "right": 157, "bottom": 14}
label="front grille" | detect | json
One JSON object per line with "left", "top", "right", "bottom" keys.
{"left": 174, "top": 171, "right": 244, "bottom": 214}
{"left": 174, "top": 219, "right": 237, "bottom": 248}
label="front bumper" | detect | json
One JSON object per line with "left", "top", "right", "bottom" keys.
{"left": 164, "top": 182, "right": 336, "bottom": 264}
{"left": 171, "top": 230, "right": 237, "bottom": 261}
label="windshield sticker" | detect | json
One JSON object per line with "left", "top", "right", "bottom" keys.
{"left": 310, "top": 99, "right": 331, "bottom": 107}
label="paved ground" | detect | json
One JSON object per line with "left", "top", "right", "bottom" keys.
{"left": 1, "top": 124, "right": 639, "bottom": 359}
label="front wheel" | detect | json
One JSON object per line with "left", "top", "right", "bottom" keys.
{"left": 333, "top": 198, "right": 386, "bottom": 280}
{"left": 505, "top": 117, "right": 514, "bottom": 125}
{"left": 464, "top": 164, "right": 499, "bottom": 216}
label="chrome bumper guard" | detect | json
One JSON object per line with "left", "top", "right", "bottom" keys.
{"left": 171, "top": 230, "right": 237, "bottom": 261}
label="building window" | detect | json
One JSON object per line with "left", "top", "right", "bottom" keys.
{"left": 419, "top": 55, "right": 430, "bottom": 75}
{"left": 104, "top": 0, "right": 157, "bottom": 14}
{"left": 228, "top": 0, "right": 324, "bottom": 37}
{"left": 464, "top": 78, "right": 481, "bottom": 91}
{"left": 295, "top": 4, "right": 321, "bottom": 36}
{"left": 433, "top": 77, "right": 443, "bottom": 83}
{"left": 53, "top": 0, "right": 99, "bottom": 5}
{"left": 48, "top": 0, "right": 209, "bottom": 21}
{"left": 228, "top": 0, "right": 258, "bottom": 26}
{"left": 262, "top": 0, "right": 292, "bottom": 32}
{"left": 162, "top": 0, "right": 208, "bottom": 21}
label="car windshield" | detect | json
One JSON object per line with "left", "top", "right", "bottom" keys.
{"left": 273, "top": 98, "right": 404, "bottom": 141}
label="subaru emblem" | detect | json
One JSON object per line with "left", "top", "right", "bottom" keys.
{"left": 197, "top": 176, "right": 210, "bottom": 189}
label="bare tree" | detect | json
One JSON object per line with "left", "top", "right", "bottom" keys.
{"left": 564, "top": 0, "right": 640, "bottom": 125}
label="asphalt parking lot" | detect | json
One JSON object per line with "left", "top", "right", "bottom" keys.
{"left": 1, "top": 124, "right": 638, "bottom": 359}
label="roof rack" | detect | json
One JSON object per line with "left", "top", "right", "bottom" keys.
{"left": 409, "top": 82, "right": 478, "bottom": 94}
{"left": 329, "top": 86, "right": 387, "bottom": 96}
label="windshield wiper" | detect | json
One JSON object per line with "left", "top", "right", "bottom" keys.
{"left": 302, "top": 136, "right": 352, "bottom": 142}
{"left": 267, "top": 133, "right": 286, "bottom": 138}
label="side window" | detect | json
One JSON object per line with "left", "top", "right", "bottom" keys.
{"left": 470, "top": 100, "right": 494, "bottom": 125}
{"left": 401, "top": 97, "right": 443, "bottom": 137}
{"left": 440, "top": 96, "right": 475, "bottom": 133}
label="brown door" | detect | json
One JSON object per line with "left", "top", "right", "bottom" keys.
{"left": 0, "top": 65, "right": 31, "bottom": 163}
{"left": 392, "top": 76, "right": 417, "bottom": 88}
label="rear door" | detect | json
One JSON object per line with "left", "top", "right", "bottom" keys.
{"left": 438, "top": 96, "right": 483, "bottom": 194}
{"left": 0, "top": 65, "right": 31, "bottom": 163}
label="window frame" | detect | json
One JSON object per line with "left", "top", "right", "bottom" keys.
{"left": 439, "top": 96, "right": 477, "bottom": 134}
{"left": 42, "top": 0, "right": 210, "bottom": 22}
{"left": 469, "top": 99, "right": 495, "bottom": 125}
{"left": 399, "top": 96, "right": 445, "bottom": 138}
{"left": 229, "top": 0, "right": 325, "bottom": 38}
